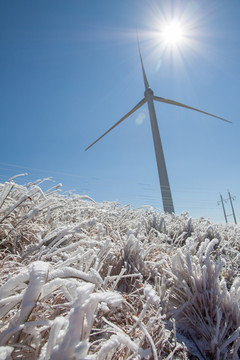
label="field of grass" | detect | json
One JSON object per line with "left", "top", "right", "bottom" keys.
{"left": 0, "top": 177, "right": 240, "bottom": 359}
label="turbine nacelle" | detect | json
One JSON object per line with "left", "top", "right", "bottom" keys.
{"left": 144, "top": 87, "right": 154, "bottom": 98}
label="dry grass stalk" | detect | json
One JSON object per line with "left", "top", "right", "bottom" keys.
{"left": 0, "top": 177, "right": 239, "bottom": 359}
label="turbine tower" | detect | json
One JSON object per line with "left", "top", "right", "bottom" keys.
{"left": 85, "top": 43, "right": 230, "bottom": 213}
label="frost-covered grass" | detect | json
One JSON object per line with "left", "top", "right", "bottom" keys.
{"left": 0, "top": 177, "right": 240, "bottom": 359}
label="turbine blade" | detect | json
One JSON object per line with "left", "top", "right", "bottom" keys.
{"left": 85, "top": 98, "right": 146, "bottom": 151}
{"left": 154, "top": 96, "right": 231, "bottom": 123}
{"left": 136, "top": 30, "right": 149, "bottom": 90}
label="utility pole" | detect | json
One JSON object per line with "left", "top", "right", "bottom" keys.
{"left": 218, "top": 193, "right": 228, "bottom": 224}
{"left": 218, "top": 192, "right": 237, "bottom": 224}
{"left": 228, "top": 191, "right": 237, "bottom": 224}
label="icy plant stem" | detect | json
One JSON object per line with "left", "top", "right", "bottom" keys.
{"left": 1, "top": 262, "right": 49, "bottom": 344}
{"left": 0, "top": 182, "right": 14, "bottom": 209}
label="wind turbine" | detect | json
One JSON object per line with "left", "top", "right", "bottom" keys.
{"left": 85, "top": 42, "right": 231, "bottom": 214}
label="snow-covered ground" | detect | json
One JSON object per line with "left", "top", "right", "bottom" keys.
{"left": 0, "top": 177, "right": 240, "bottom": 359}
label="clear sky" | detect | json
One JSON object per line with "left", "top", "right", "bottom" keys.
{"left": 1, "top": 0, "right": 240, "bottom": 224}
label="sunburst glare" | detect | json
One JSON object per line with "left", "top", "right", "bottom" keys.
{"left": 161, "top": 20, "right": 185, "bottom": 46}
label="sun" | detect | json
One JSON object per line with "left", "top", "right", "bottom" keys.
{"left": 161, "top": 20, "right": 185, "bottom": 46}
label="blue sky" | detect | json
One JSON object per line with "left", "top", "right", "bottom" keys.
{"left": 1, "top": 0, "right": 240, "bottom": 224}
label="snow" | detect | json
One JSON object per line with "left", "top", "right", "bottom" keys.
{"left": 0, "top": 176, "right": 240, "bottom": 359}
